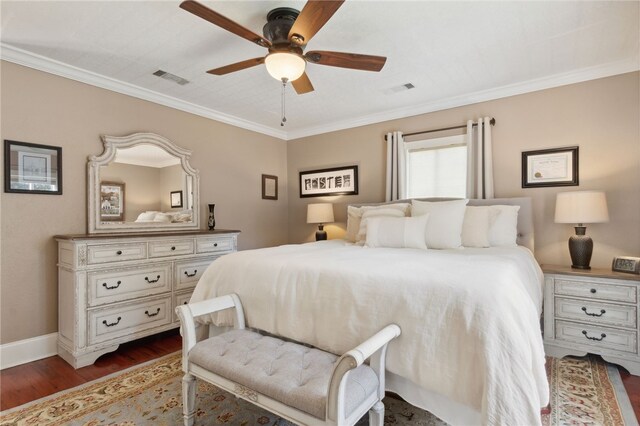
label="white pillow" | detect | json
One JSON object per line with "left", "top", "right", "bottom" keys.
{"left": 489, "top": 205, "right": 520, "bottom": 247}
{"left": 411, "top": 199, "right": 468, "bottom": 249}
{"left": 346, "top": 203, "right": 410, "bottom": 243}
{"left": 366, "top": 215, "right": 429, "bottom": 250}
{"left": 135, "top": 211, "right": 157, "bottom": 222}
{"left": 153, "top": 213, "right": 172, "bottom": 223}
{"left": 462, "top": 206, "right": 499, "bottom": 248}
{"left": 356, "top": 208, "right": 407, "bottom": 244}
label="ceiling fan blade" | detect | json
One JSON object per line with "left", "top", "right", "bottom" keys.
{"left": 305, "top": 51, "right": 387, "bottom": 72}
{"left": 206, "top": 57, "right": 265, "bottom": 75}
{"left": 180, "top": 0, "right": 271, "bottom": 48}
{"left": 288, "top": 1, "right": 344, "bottom": 46}
{"left": 292, "top": 72, "right": 314, "bottom": 94}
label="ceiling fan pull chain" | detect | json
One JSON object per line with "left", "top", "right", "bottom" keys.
{"left": 281, "top": 78, "right": 288, "bottom": 127}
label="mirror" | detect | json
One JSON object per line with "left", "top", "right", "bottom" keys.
{"left": 88, "top": 133, "right": 200, "bottom": 234}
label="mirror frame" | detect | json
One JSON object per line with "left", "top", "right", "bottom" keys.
{"left": 88, "top": 132, "right": 200, "bottom": 234}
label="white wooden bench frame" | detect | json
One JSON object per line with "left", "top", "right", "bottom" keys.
{"left": 176, "top": 294, "right": 401, "bottom": 426}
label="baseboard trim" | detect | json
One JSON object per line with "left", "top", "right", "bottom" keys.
{"left": 1, "top": 333, "right": 58, "bottom": 370}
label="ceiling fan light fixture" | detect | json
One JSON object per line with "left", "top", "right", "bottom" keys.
{"left": 265, "top": 52, "right": 306, "bottom": 82}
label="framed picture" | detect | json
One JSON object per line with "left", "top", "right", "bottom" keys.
{"left": 299, "top": 165, "right": 358, "bottom": 198}
{"left": 262, "top": 174, "right": 278, "bottom": 200}
{"left": 170, "top": 190, "right": 183, "bottom": 208}
{"left": 522, "top": 146, "right": 578, "bottom": 188}
{"left": 4, "top": 140, "right": 62, "bottom": 194}
{"left": 100, "top": 181, "right": 125, "bottom": 221}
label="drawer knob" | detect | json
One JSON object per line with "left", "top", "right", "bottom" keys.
{"left": 171, "top": 246, "right": 176, "bottom": 251}
{"left": 581, "top": 307, "right": 606, "bottom": 317}
{"left": 590, "top": 288, "right": 597, "bottom": 294}
{"left": 116, "top": 250, "right": 123, "bottom": 255}
{"left": 103, "top": 317, "right": 122, "bottom": 327}
{"left": 145, "top": 275, "right": 161, "bottom": 284}
{"left": 145, "top": 308, "right": 161, "bottom": 317}
{"left": 102, "top": 280, "right": 122, "bottom": 290}
{"left": 184, "top": 270, "right": 198, "bottom": 278}
{"left": 582, "top": 330, "right": 606, "bottom": 341}
{"left": 183, "top": 301, "right": 188, "bottom": 305}
{"left": 214, "top": 243, "right": 218, "bottom": 247}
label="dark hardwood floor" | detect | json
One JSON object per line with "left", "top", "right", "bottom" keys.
{"left": 1, "top": 330, "right": 639, "bottom": 421}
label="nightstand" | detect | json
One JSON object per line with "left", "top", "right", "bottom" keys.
{"left": 542, "top": 264, "right": 640, "bottom": 375}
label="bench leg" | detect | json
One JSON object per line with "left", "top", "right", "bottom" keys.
{"left": 368, "top": 401, "right": 384, "bottom": 426}
{"left": 182, "top": 373, "right": 196, "bottom": 426}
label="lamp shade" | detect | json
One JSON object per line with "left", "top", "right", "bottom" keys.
{"left": 264, "top": 52, "right": 306, "bottom": 82}
{"left": 555, "top": 191, "right": 609, "bottom": 224}
{"left": 307, "top": 203, "right": 334, "bottom": 224}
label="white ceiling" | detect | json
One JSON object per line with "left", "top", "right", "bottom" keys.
{"left": 1, "top": 1, "right": 638, "bottom": 140}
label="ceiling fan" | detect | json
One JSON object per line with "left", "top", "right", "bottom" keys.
{"left": 179, "top": 0, "right": 387, "bottom": 95}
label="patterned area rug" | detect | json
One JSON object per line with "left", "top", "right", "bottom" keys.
{"left": 0, "top": 353, "right": 635, "bottom": 426}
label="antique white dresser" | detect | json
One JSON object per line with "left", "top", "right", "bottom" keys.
{"left": 56, "top": 230, "right": 239, "bottom": 368}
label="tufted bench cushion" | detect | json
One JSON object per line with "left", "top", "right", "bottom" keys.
{"left": 188, "top": 329, "right": 379, "bottom": 420}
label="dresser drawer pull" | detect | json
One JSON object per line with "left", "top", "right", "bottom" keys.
{"left": 145, "top": 308, "right": 161, "bottom": 317}
{"left": 102, "top": 280, "right": 122, "bottom": 290}
{"left": 145, "top": 275, "right": 161, "bottom": 283}
{"left": 590, "top": 288, "right": 596, "bottom": 294}
{"left": 171, "top": 246, "right": 176, "bottom": 251}
{"left": 582, "top": 330, "right": 606, "bottom": 341}
{"left": 103, "top": 317, "right": 122, "bottom": 327}
{"left": 184, "top": 270, "right": 198, "bottom": 278}
{"left": 183, "top": 301, "right": 188, "bottom": 305}
{"left": 581, "top": 307, "right": 606, "bottom": 317}
{"left": 214, "top": 243, "right": 218, "bottom": 247}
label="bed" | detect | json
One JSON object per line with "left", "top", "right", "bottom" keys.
{"left": 189, "top": 197, "right": 548, "bottom": 425}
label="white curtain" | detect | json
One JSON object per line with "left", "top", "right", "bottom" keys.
{"left": 465, "top": 117, "right": 494, "bottom": 199}
{"left": 385, "top": 131, "right": 406, "bottom": 201}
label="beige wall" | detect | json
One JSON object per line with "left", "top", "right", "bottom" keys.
{"left": 101, "top": 162, "right": 162, "bottom": 221}
{"left": 0, "top": 61, "right": 289, "bottom": 344}
{"left": 159, "top": 164, "right": 187, "bottom": 212}
{"left": 287, "top": 72, "right": 640, "bottom": 269}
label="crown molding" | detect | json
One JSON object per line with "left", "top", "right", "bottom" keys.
{"left": 0, "top": 43, "right": 288, "bottom": 140}
{"left": 285, "top": 57, "right": 640, "bottom": 140}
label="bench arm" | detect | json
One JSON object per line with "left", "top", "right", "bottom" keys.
{"left": 326, "top": 324, "right": 401, "bottom": 422}
{"left": 176, "top": 294, "right": 245, "bottom": 372}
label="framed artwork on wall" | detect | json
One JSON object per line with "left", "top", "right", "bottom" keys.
{"left": 522, "top": 146, "right": 578, "bottom": 188}
{"left": 299, "top": 165, "right": 358, "bottom": 198}
{"left": 262, "top": 174, "right": 278, "bottom": 200}
{"left": 100, "top": 181, "right": 125, "bottom": 221}
{"left": 4, "top": 140, "right": 62, "bottom": 194}
{"left": 170, "top": 190, "right": 183, "bottom": 208}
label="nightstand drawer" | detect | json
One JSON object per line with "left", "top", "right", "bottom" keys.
{"left": 555, "top": 279, "right": 637, "bottom": 303}
{"left": 555, "top": 320, "right": 637, "bottom": 354}
{"left": 555, "top": 297, "right": 637, "bottom": 329}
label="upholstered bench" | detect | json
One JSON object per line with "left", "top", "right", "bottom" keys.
{"left": 176, "top": 294, "right": 401, "bottom": 426}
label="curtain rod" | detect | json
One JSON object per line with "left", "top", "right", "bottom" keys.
{"left": 384, "top": 117, "right": 496, "bottom": 141}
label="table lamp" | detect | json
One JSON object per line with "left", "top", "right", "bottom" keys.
{"left": 555, "top": 191, "right": 609, "bottom": 270}
{"left": 307, "top": 203, "right": 334, "bottom": 241}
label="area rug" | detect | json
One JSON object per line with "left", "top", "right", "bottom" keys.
{"left": 0, "top": 353, "right": 636, "bottom": 426}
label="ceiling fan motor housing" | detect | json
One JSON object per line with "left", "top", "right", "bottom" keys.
{"left": 263, "top": 8, "right": 300, "bottom": 45}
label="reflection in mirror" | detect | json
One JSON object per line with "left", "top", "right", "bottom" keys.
{"left": 100, "top": 144, "right": 193, "bottom": 223}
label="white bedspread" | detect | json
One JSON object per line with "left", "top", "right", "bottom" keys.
{"left": 190, "top": 240, "right": 549, "bottom": 425}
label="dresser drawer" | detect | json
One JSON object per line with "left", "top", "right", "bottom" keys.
{"left": 555, "top": 320, "right": 637, "bottom": 354}
{"left": 148, "top": 239, "right": 194, "bottom": 258}
{"left": 88, "top": 296, "right": 172, "bottom": 345}
{"left": 88, "top": 264, "right": 172, "bottom": 307}
{"left": 174, "top": 291, "right": 193, "bottom": 320}
{"left": 555, "top": 297, "right": 637, "bottom": 329}
{"left": 196, "top": 237, "right": 234, "bottom": 254}
{"left": 87, "top": 243, "right": 147, "bottom": 265}
{"left": 175, "top": 258, "right": 216, "bottom": 290}
{"left": 555, "top": 278, "right": 637, "bottom": 303}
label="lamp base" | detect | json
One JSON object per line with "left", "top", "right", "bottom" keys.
{"left": 569, "top": 226, "right": 593, "bottom": 270}
{"left": 315, "top": 224, "right": 327, "bottom": 241}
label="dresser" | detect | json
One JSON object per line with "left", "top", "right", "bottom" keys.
{"left": 542, "top": 264, "right": 640, "bottom": 375}
{"left": 56, "top": 230, "right": 239, "bottom": 368}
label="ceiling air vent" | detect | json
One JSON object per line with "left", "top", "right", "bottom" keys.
{"left": 384, "top": 82, "right": 416, "bottom": 95}
{"left": 153, "top": 70, "right": 190, "bottom": 86}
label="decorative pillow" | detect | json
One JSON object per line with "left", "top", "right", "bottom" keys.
{"left": 153, "top": 213, "right": 172, "bottom": 223}
{"left": 461, "top": 206, "right": 499, "bottom": 248}
{"left": 356, "top": 208, "right": 407, "bottom": 244}
{"left": 489, "top": 205, "right": 520, "bottom": 247}
{"left": 345, "top": 203, "right": 410, "bottom": 243}
{"left": 411, "top": 199, "right": 468, "bottom": 249}
{"left": 365, "top": 215, "right": 429, "bottom": 249}
{"left": 135, "top": 211, "right": 157, "bottom": 222}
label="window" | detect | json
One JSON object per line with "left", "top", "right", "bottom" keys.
{"left": 405, "top": 134, "right": 467, "bottom": 198}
